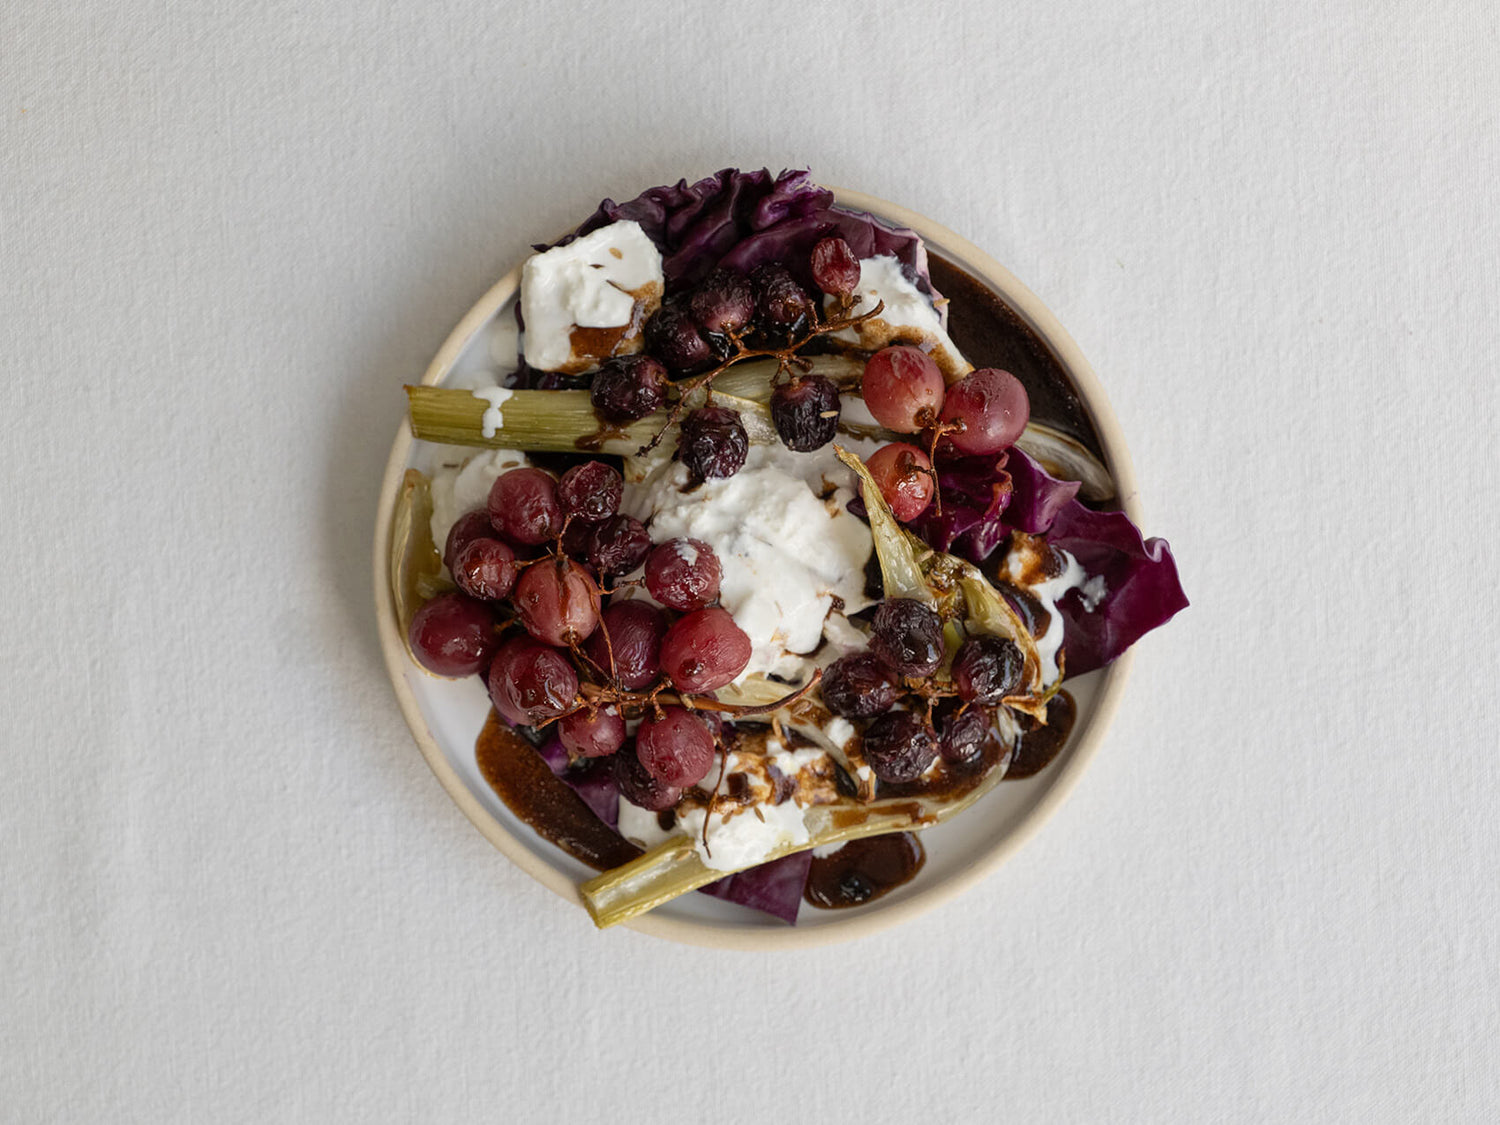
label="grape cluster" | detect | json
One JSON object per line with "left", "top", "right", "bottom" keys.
{"left": 408, "top": 463, "right": 754, "bottom": 794}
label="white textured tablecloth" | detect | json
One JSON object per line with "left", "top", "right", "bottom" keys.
{"left": 4, "top": 3, "right": 1497, "bottom": 1121}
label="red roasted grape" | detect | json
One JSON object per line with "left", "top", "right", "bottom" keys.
{"left": 615, "top": 742, "right": 682, "bottom": 811}
{"left": 636, "top": 707, "right": 716, "bottom": 788}
{"left": 408, "top": 591, "right": 499, "bottom": 677}
{"left": 810, "top": 236, "right": 860, "bottom": 298}
{"left": 560, "top": 517, "right": 601, "bottom": 560}
{"left": 591, "top": 354, "right": 668, "bottom": 423}
{"left": 770, "top": 374, "right": 841, "bottom": 452}
{"left": 660, "top": 606, "right": 752, "bottom": 692}
{"left": 452, "top": 536, "right": 519, "bottom": 601}
{"left": 870, "top": 598, "right": 944, "bottom": 677}
{"left": 689, "top": 267, "right": 755, "bottom": 345}
{"left": 820, "top": 652, "right": 899, "bottom": 718}
{"left": 513, "top": 558, "right": 600, "bottom": 645}
{"left": 584, "top": 599, "right": 667, "bottom": 689}
{"left": 557, "top": 461, "right": 622, "bottom": 522}
{"left": 863, "top": 443, "right": 935, "bottom": 522}
{"left": 559, "top": 705, "right": 626, "bottom": 758}
{"left": 587, "top": 514, "right": 652, "bottom": 577}
{"left": 488, "top": 467, "right": 562, "bottom": 545}
{"left": 645, "top": 298, "right": 714, "bottom": 374}
{"left": 487, "top": 637, "right": 578, "bottom": 726}
{"left": 678, "top": 405, "right": 748, "bottom": 481}
{"left": 861, "top": 711, "right": 938, "bottom": 783}
{"left": 861, "top": 346, "right": 945, "bottom": 432}
{"left": 644, "top": 538, "right": 721, "bottom": 611}
{"left": 952, "top": 635, "right": 1024, "bottom": 703}
{"left": 443, "top": 508, "right": 497, "bottom": 572}
{"left": 938, "top": 368, "right": 1030, "bottom": 455}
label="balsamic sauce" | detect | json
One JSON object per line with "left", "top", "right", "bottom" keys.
{"left": 474, "top": 712, "right": 640, "bottom": 871}
{"left": 804, "top": 834, "right": 926, "bottom": 909}
{"left": 1006, "top": 691, "right": 1077, "bottom": 780}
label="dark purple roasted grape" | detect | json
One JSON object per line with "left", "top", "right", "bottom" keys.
{"left": 644, "top": 538, "right": 721, "bottom": 612}
{"left": 645, "top": 298, "right": 714, "bottom": 374}
{"left": 587, "top": 514, "right": 652, "bottom": 577}
{"left": 636, "top": 707, "right": 716, "bottom": 788}
{"left": 615, "top": 741, "right": 682, "bottom": 811}
{"left": 952, "top": 635, "right": 1025, "bottom": 704}
{"left": 452, "top": 536, "right": 518, "bottom": 601}
{"left": 935, "top": 703, "right": 990, "bottom": 765}
{"left": 557, "top": 460, "right": 623, "bottom": 522}
{"left": 560, "top": 517, "right": 601, "bottom": 560}
{"left": 678, "top": 405, "right": 748, "bottom": 481}
{"left": 820, "top": 652, "right": 899, "bottom": 719}
{"left": 590, "top": 354, "right": 668, "bottom": 423}
{"left": 870, "top": 598, "right": 944, "bottom": 677}
{"left": 584, "top": 599, "right": 667, "bottom": 689}
{"left": 860, "top": 711, "right": 938, "bottom": 783}
{"left": 487, "top": 637, "right": 578, "bottom": 726}
{"left": 770, "top": 374, "right": 841, "bottom": 452}
{"left": 750, "top": 264, "right": 815, "bottom": 346}
{"left": 408, "top": 591, "right": 499, "bottom": 677}
{"left": 488, "top": 467, "right": 563, "bottom": 545}
{"left": 810, "top": 236, "right": 860, "bottom": 297}
{"left": 689, "top": 268, "right": 755, "bottom": 355}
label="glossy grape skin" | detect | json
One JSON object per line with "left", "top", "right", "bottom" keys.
{"left": 590, "top": 354, "right": 668, "bottom": 423}
{"left": 487, "top": 637, "right": 578, "bottom": 726}
{"left": 513, "top": 558, "right": 600, "bottom": 645}
{"left": 864, "top": 442, "right": 935, "bottom": 522}
{"left": 810, "top": 237, "right": 860, "bottom": 297}
{"left": 820, "top": 652, "right": 900, "bottom": 719}
{"left": 559, "top": 706, "right": 626, "bottom": 758}
{"left": 615, "top": 742, "right": 682, "bottom": 811}
{"left": 938, "top": 368, "right": 1030, "bottom": 455}
{"left": 636, "top": 707, "right": 716, "bottom": 788}
{"left": 770, "top": 374, "right": 840, "bottom": 452}
{"left": 557, "top": 461, "right": 623, "bottom": 522}
{"left": 860, "top": 711, "right": 938, "bottom": 783}
{"left": 443, "top": 508, "right": 497, "bottom": 573}
{"left": 678, "top": 405, "right": 748, "bottom": 481}
{"left": 408, "top": 591, "right": 499, "bottom": 677}
{"left": 952, "top": 635, "right": 1025, "bottom": 704}
{"left": 645, "top": 299, "right": 714, "bottom": 374}
{"left": 659, "top": 606, "right": 752, "bottom": 692}
{"left": 689, "top": 268, "right": 755, "bottom": 339}
{"left": 935, "top": 704, "right": 991, "bottom": 765}
{"left": 870, "top": 598, "right": 944, "bottom": 677}
{"left": 583, "top": 599, "right": 667, "bottom": 689}
{"left": 860, "top": 346, "right": 945, "bottom": 433}
{"left": 452, "top": 536, "right": 518, "bottom": 601}
{"left": 487, "top": 467, "right": 563, "bottom": 545}
{"left": 644, "top": 538, "right": 721, "bottom": 612}
{"left": 587, "top": 514, "right": 653, "bottom": 577}
{"left": 749, "top": 264, "right": 814, "bottom": 345}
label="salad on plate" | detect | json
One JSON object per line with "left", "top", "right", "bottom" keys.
{"left": 389, "top": 168, "right": 1187, "bottom": 928}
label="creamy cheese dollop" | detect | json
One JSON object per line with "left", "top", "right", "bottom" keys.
{"left": 827, "top": 255, "right": 971, "bottom": 379}
{"left": 520, "top": 220, "right": 663, "bottom": 373}
{"left": 620, "top": 440, "right": 875, "bottom": 683}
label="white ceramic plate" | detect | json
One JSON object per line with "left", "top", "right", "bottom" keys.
{"left": 373, "top": 189, "right": 1140, "bottom": 949}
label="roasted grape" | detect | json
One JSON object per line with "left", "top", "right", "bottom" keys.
{"left": 810, "top": 236, "right": 860, "bottom": 298}
{"left": 820, "top": 652, "right": 900, "bottom": 718}
{"left": 938, "top": 367, "right": 1030, "bottom": 455}
{"left": 443, "top": 508, "right": 498, "bottom": 573}
{"left": 660, "top": 606, "right": 751, "bottom": 692}
{"left": 452, "top": 536, "right": 518, "bottom": 601}
{"left": 488, "top": 467, "right": 563, "bottom": 545}
{"left": 513, "top": 558, "right": 600, "bottom": 646}
{"left": 584, "top": 599, "right": 667, "bottom": 689}
{"left": 587, "top": 514, "right": 652, "bottom": 577}
{"left": 689, "top": 267, "right": 755, "bottom": 351}
{"left": 636, "top": 707, "right": 716, "bottom": 788}
{"left": 408, "top": 591, "right": 499, "bottom": 677}
{"left": 487, "top": 637, "right": 578, "bottom": 726}
{"left": 644, "top": 538, "right": 721, "bottom": 612}
{"left": 861, "top": 346, "right": 945, "bottom": 433}
{"left": 870, "top": 598, "right": 944, "bottom": 677}
{"left": 952, "top": 635, "right": 1024, "bottom": 704}
{"left": 590, "top": 354, "right": 668, "bottom": 423}
{"left": 559, "top": 705, "right": 626, "bottom": 758}
{"left": 557, "top": 461, "right": 623, "bottom": 522}
{"left": 678, "top": 405, "right": 748, "bottom": 481}
{"left": 750, "top": 263, "right": 814, "bottom": 345}
{"left": 770, "top": 374, "right": 840, "bottom": 452}
{"left": 860, "top": 711, "right": 937, "bottom": 783}
{"left": 615, "top": 742, "right": 682, "bottom": 812}
{"left": 645, "top": 298, "right": 714, "bottom": 374}
{"left": 935, "top": 703, "right": 990, "bottom": 765}
{"left": 863, "top": 442, "right": 935, "bottom": 522}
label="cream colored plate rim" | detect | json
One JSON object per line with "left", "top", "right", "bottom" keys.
{"left": 372, "top": 187, "right": 1141, "bottom": 949}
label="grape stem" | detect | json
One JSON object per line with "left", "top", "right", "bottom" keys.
{"left": 638, "top": 299, "right": 887, "bottom": 455}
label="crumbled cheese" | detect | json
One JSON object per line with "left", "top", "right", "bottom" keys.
{"left": 676, "top": 801, "right": 810, "bottom": 872}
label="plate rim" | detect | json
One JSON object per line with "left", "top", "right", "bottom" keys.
{"left": 372, "top": 186, "right": 1141, "bottom": 949}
